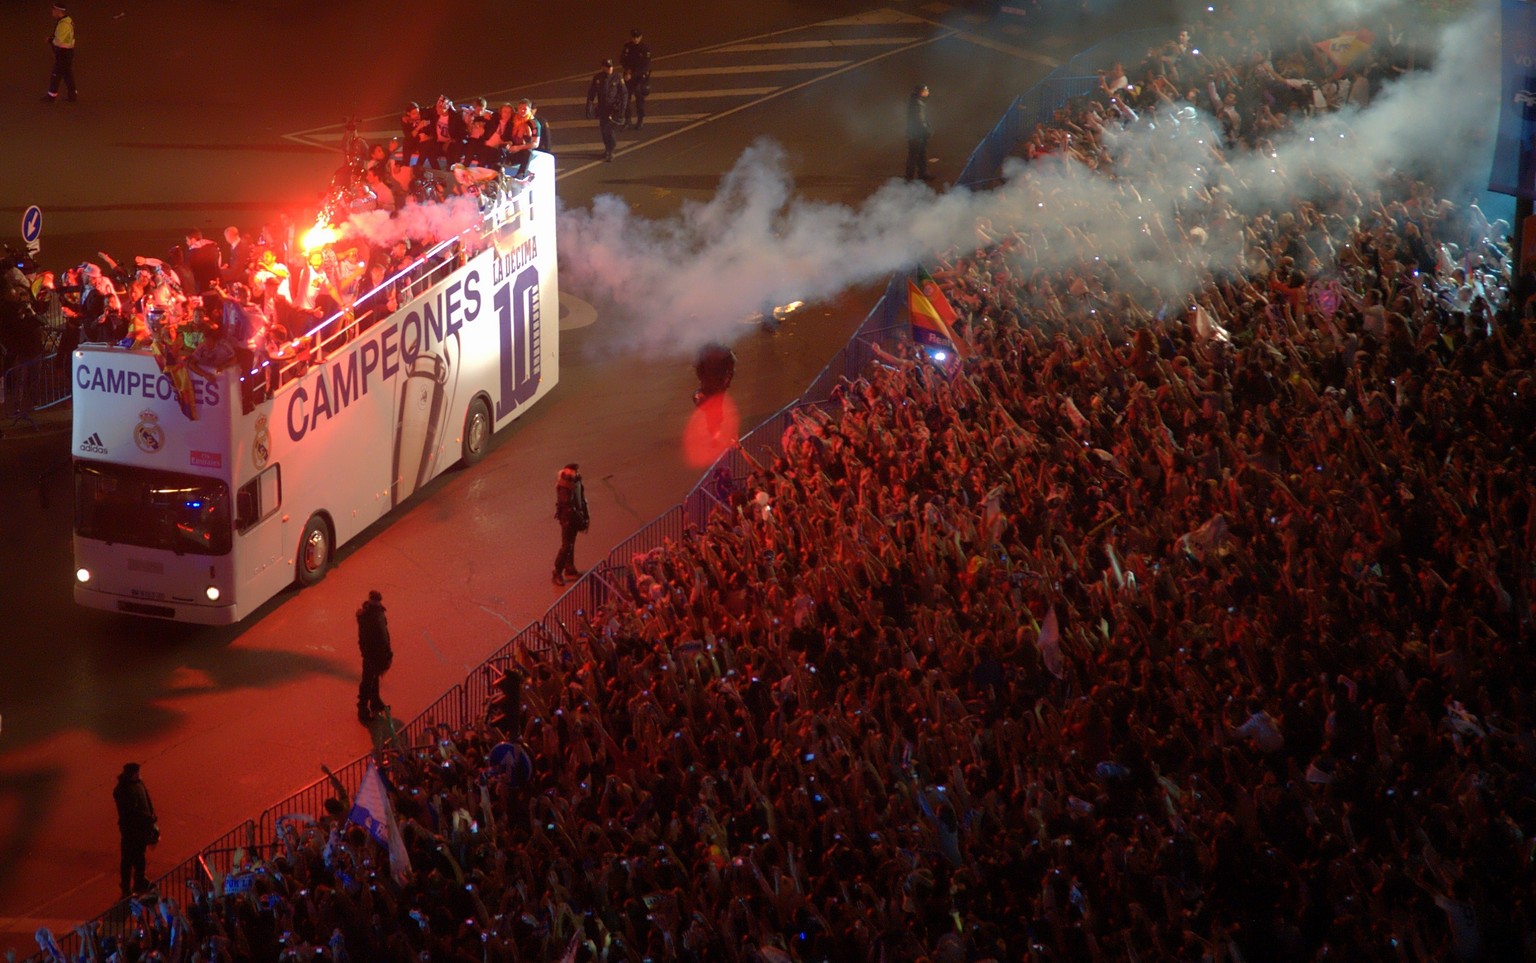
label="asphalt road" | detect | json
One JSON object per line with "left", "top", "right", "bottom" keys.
{"left": 0, "top": 0, "right": 1169, "bottom": 950}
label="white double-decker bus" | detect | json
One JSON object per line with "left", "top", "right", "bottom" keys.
{"left": 71, "top": 151, "right": 558, "bottom": 623}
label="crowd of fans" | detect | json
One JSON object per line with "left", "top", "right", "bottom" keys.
{"left": 32, "top": 3, "right": 1536, "bottom": 962}
{"left": 0, "top": 221, "right": 455, "bottom": 417}
{"left": 395, "top": 96, "right": 548, "bottom": 185}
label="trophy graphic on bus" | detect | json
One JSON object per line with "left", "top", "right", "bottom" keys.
{"left": 392, "top": 351, "right": 452, "bottom": 507}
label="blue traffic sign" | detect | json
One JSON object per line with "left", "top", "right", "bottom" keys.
{"left": 21, "top": 206, "right": 42, "bottom": 244}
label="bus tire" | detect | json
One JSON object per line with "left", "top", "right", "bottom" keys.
{"left": 461, "top": 397, "right": 492, "bottom": 466}
{"left": 295, "top": 515, "right": 332, "bottom": 587}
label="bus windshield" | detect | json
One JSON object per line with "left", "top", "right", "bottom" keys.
{"left": 75, "top": 463, "right": 233, "bottom": 557}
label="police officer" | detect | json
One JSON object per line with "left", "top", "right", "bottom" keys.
{"left": 553, "top": 463, "right": 589, "bottom": 586}
{"left": 42, "top": 4, "right": 77, "bottom": 104}
{"left": 621, "top": 29, "right": 652, "bottom": 129}
{"left": 585, "top": 59, "right": 627, "bottom": 162}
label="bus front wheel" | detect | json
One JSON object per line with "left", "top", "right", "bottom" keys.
{"left": 461, "top": 397, "right": 492, "bottom": 466}
{"left": 296, "top": 515, "right": 332, "bottom": 586}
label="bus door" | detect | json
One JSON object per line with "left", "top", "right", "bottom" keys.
{"left": 235, "top": 464, "right": 287, "bottom": 589}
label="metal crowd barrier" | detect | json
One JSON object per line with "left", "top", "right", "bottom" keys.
{"left": 955, "top": 27, "right": 1172, "bottom": 187}
{"left": 1, "top": 353, "right": 71, "bottom": 431}
{"left": 66, "top": 822, "right": 257, "bottom": 950}
{"left": 396, "top": 683, "right": 467, "bottom": 748}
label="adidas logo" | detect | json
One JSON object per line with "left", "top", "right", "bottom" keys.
{"left": 79, "top": 432, "right": 108, "bottom": 455}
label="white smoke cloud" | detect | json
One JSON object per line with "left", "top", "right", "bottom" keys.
{"left": 557, "top": 5, "right": 1498, "bottom": 356}
{"left": 1178, "top": 0, "right": 1437, "bottom": 50}
{"left": 341, "top": 195, "right": 483, "bottom": 251}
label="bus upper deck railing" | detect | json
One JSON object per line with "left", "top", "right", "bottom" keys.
{"left": 244, "top": 183, "right": 527, "bottom": 402}
{"left": 56, "top": 177, "right": 528, "bottom": 413}
{"left": 6, "top": 168, "right": 546, "bottom": 430}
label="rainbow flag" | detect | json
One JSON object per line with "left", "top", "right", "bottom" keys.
{"left": 907, "top": 266, "right": 966, "bottom": 358}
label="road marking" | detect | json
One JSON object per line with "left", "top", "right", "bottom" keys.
{"left": 0, "top": 868, "right": 112, "bottom": 937}
{"left": 642, "top": 87, "right": 782, "bottom": 101}
{"left": 942, "top": 28, "right": 1060, "bottom": 66}
{"left": 284, "top": 7, "right": 947, "bottom": 148}
{"left": 652, "top": 61, "right": 850, "bottom": 77}
{"left": 478, "top": 604, "right": 515, "bottom": 629}
{"left": 284, "top": 8, "right": 1018, "bottom": 169}
{"left": 422, "top": 628, "right": 450, "bottom": 665}
{"left": 557, "top": 29, "right": 959, "bottom": 180}
{"left": 721, "top": 37, "right": 924, "bottom": 52}
{"left": 615, "top": 112, "right": 708, "bottom": 124}
{"left": 558, "top": 293, "right": 599, "bottom": 331}
{"left": 818, "top": 9, "right": 929, "bottom": 25}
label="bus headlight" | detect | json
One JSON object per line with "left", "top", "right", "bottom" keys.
{"left": 76, "top": 568, "right": 91, "bottom": 583}
{"left": 205, "top": 586, "right": 221, "bottom": 602}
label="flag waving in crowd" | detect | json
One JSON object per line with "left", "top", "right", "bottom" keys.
{"left": 1313, "top": 28, "right": 1374, "bottom": 77}
{"left": 906, "top": 265, "right": 966, "bottom": 358}
{"left": 349, "top": 761, "right": 412, "bottom": 885}
{"left": 149, "top": 328, "right": 199, "bottom": 420}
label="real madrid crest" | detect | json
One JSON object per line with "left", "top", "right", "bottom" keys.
{"left": 133, "top": 409, "right": 165, "bottom": 454}
{"left": 253, "top": 414, "right": 271, "bottom": 470}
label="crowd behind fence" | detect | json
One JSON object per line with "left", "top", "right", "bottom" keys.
{"left": 956, "top": 27, "right": 1168, "bottom": 187}
{"left": 44, "top": 33, "right": 1122, "bottom": 959}
{"left": 52, "top": 273, "right": 919, "bottom": 956}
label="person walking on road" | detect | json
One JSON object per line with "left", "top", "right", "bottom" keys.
{"left": 42, "top": 4, "right": 77, "bottom": 104}
{"left": 553, "top": 463, "right": 589, "bottom": 586}
{"left": 356, "top": 590, "right": 393, "bottom": 723}
{"left": 586, "top": 59, "right": 627, "bottom": 162}
{"left": 621, "top": 29, "right": 653, "bottom": 129}
{"left": 113, "top": 762, "right": 157, "bottom": 899}
{"left": 906, "top": 83, "right": 932, "bottom": 181}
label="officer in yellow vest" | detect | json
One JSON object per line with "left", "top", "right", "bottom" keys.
{"left": 43, "top": 4, "right": 77, "bottom": 103}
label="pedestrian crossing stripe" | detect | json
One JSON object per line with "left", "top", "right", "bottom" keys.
{"left": 720, "top": 37, "right": 924, "bottom": 52}
{"left": 652, "top": 62, "right": 850, "bottom": 77}
{"left": 281, "top": 5, "right": 1057, "bottom": 155}
{"left": 816, "top": 10, "right": 929, "bottom": 25}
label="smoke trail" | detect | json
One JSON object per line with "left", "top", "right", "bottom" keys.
{"left": 558, "top": 5, "right": 1495, "bottom": 356}
{"left": 342, "top": 195, "right": 483, "bottom": 250}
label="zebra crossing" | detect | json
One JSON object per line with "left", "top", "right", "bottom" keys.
{"left": 282, "top": 8, "right": 962, "bottom": 174}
